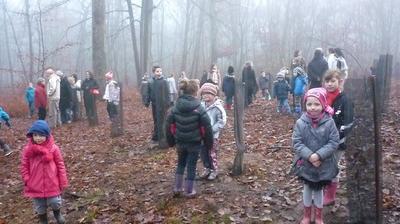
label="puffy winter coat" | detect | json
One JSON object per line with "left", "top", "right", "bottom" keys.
{"left": 34, "top": 83, "right": 47, "bottom": 109}
{"left": 201, "top": 99, "right": 226, "bottom": 139}
{"left": 307, "top": 56, "right": 328, "bottom": 88}
{"left": 25, "top": 87, "right": 35, "bottom": 103}
{"left": 21, "top": 135, "right": 68, "bottom": 198}
{"left": 273, "top": 79, "right": 291, "bottom": 99}
{"left": 166, "top": 94, "right": 213, "bottom": 150}
{"left": 331, "top": 93, "right": 354, "bottom": 150}
{"left": 222, "top": 73, "right": 235, "bottom": 97}
{"left": 292, "top": 113, "right": 340, "bottom": 183}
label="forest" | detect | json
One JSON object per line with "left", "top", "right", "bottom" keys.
{"left": 0, "top": 0, "right": 399, "bottom": 223}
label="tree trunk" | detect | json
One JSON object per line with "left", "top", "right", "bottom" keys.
{"left": 25, "top": 0, "right": 34, "bottom": 82}
{"left": 190, "top": 1, "right": 205, "bottom": 77}
{"left": 140, "top": 0, "right": 153, "bottom": 74}
{"left": 232, "top": 71, "right": 246, "bottom": 176}
{"left": 180, "top": 0, "right": 191, "bottom": 72}
{"left": 2, "top": 0, "right": 14, "bottom": 87}
{"left": 126, "top": 0, "right": 141, "bottom": 85}
{"left": 209, "top": 0, "right": 217, "bottom": 64}
{"left": 37, "top": 1, "right": 45, "bottom": 76}
{"left": 92, "top": 0, "right": 107, "bottom": 88}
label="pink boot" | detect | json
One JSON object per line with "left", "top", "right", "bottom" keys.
{"left": 300, "top": 206, "right": 311, "bottom": 224}
{"left": 323, "top": 182, "right": 338, "bottom": 206}
{"left": 314, "top": 206, "right": 324, "bottom": 224}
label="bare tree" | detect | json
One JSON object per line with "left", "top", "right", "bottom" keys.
{"left": 126, "top": 0, "right": 141, "bottom": 85}
{"left": 24, "top": 0, "right": 34, "bottom": 82}
{"left": 140, "top": 0, "right": 153, "bottom": 73}
{"left": 92, "top": 0, "right": 106, "bottom": 84}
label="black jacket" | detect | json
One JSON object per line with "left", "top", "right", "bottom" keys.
{"left": 307, "top": 57, "right": 328, "bottom": 88}
{"left": 332, "top": 92, "right": 354, "bottom": 150}
{"left": 166, "top": 95, "right": 213, "bottom": 149}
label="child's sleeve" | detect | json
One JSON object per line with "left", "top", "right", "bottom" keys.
{"left": 165, "top": 110, "right": 176, "bottom": 147}
{"left": 292, "top": 121, "right": 314, "bottom": 160}
{"left": 200, "top": 111, "right": 214, "bottom": 150}
{"left": 54, "top": 147, "right": 68, "bottom": 190}
{"left": 212, "top": 107, "right": 227, "bottom": 134}
{"left": 20, "top": 146, "right": 30, "bottom": 184}
{"left": 316, "top": 119, "right": 340, "bottom": 160}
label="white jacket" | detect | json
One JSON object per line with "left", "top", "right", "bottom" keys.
{"left": 47, "top": 73, "right": 61, "bottom": 100}
{"left": 201, "top": 99, "right": 226, "bottom": 139}
{"left": 103, "top": 80, "right": 120, "bottom": 104}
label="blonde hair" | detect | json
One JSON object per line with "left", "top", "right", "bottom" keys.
{"left": 179, "top": 79, "right": 199, "bottom": 96}
{"left": 324, "top": 70, "right": 342, "bottom": 81}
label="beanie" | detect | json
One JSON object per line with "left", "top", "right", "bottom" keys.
{"left": 105, "top": 71, "right": 113, "bottom": 80}
{"left": 199, "top": 82, "right": 218, "bottom": 96}
{"left": 304, "top": 88, "right": 334, "bottom": 115}
{"left": 27, "top": 120, "right": 51, "bottom": 137}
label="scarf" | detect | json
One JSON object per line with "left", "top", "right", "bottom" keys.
{"left": 326, "top": 89, "right": 340, "bottom": 106}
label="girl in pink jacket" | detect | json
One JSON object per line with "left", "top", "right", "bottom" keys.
{"left": 21, "top": 120, "right": 68, "bottom": 224}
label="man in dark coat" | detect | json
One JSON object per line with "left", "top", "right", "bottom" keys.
{"left": 58, "top": 71, "right": 73, "bottom": 124}
{"left": 242, "top": 61, "right": 257, "bottom": 107}
{"left": 81, "top": 71, "right": 100, "bottom": 126}
{"left": 307, "top": 48, "right": 328, "bottom": 88}
{"left": 144, "top": 65, "right": 170, "bottom": 148}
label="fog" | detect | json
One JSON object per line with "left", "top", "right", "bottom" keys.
{"left": 0, "top": 0, "right": 399, "bottom": 86}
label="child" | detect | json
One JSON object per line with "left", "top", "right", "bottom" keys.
{"left": 292, "top": 88, "right": 339, "bottom": 224}
{"left": 166, "top": 79, "right": 213, "bottom": 197}
{"left": 0, "top": 106, "right": 12, "bottom": 156}
{"left": 25, "top": 82, "right": 35, "bottom": 118}
{"left": 35, "top": 78, "right": 47, "bottom": 120}
{"left": 222, "top": 66, "right": 235, "bottom": 110}
{"left": 258, "top": 71, "right": 271, "bottom": 100}
{"left": 273, "top": 72, "right": 291, "bottom": 113}
{"left": 20, "top": 120, "right": 68, "bottom": 223}
{"left": 103, "top": 72, "right": 120, "bottom": 120}
{"left": 199, "top": 83, "right": 227, "bottom": 180}
{"left": 166, "top": 73, "right": 178, "bottom": 106}
{"left": 292, "top": 66, "right": 308, "bottom": 116}
{"left": 322, "top": 70, "right": 354, "bottom": 206}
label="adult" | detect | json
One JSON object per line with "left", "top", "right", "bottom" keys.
{"left": 258, "top": 71, "right": 271, "bottom": 100}
{"left": 327, "top": 48, "right": 337, "bottom": 70}
{"left": 81, "top": 71, "right": 100, "bottom": 126}
{"left": 25, "top": 82, "right": 35, "bottom": 118}
{"left": 307, "top": 48, "right": 328, "bottom": 89}
{"left": 45, "top": 68, "right": 61, "bottom": 128}
{"left": 166, "top": 74, "right": 178, "bottom": 106}
{"left": 201, "top": 64, "right": 221, "bottom": 88}
{"left": 58, "top": 70, "right": 73, "bottom": 124}
{"left": 291, "top": 50, "right": 306, "bottom": 70}
{"left": 144, "top": 65, "right": 170, "bottom": 148}
{"left": 242, "top": 61, "right": 257, "bottom": 107}
{"left": 334, "top": 48, "right": 349, "bottom": 80}
{"left": 34, "top": 78, "right": 47, "bottom": 120}
{"left": 68, "top": 74, "right": 80, "bottom": 121}
{"left": 222, "top": 66, "right": 235, "bottom": 110}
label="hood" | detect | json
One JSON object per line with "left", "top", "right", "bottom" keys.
{"left": 204, "top": 98, "right": 224, "bottom": 110}
{"left": 27, "top": 120, "right": 51, "bottom": 137}
{"left": 175, "top": 95, "right": 201, "bottom": 113}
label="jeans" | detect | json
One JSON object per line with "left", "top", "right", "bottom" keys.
{"left": 176, "top": 144, "right": 201, "bottom": 181}
{"left": 277, "top": 98, "right": 291, "bottom": 113}
{"left": 294, "top": 95, "right": 303, "bottom": 114}
{"left": 33, "top": 195, "right": 62, "bottom": 215}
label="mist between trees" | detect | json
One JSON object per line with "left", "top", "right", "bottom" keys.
{"left": 0, "top": 0, "right": 399, "bottom": 88}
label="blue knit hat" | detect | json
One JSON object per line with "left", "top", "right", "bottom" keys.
{"left": 27, "top": 120, "right": 51, "bottom": 137}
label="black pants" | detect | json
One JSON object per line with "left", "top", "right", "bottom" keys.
{"left": 0, "top": 139, "right": 5, "bottom": 149}
{"left": 107, "top": 102, "right": 118, "bottom": 119}
{"left": 38, "top": 107, "right": 47, "bottom": 120}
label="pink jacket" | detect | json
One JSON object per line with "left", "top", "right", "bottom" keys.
{"left": 20, "top": 136, "right": 68, "bottom": 198}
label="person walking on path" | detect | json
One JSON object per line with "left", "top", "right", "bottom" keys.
{"left": 0, "top": 106, "right": 13, "bottom": 156}
{"left": 307, "top": 48, "right": 328, "bottom": 89}
{"left": 25, "top": 82, "right": 35, "bottom": 118}
{"left": 35, "top": 78, "right": 47, "bottom": 120}
{"left": 45, "top": 68, "right": 61, "bottom": 128}
{"left": 81, "top": 71, "right": 100, "bottom": 126}
{"left": 222, "top": 66, "right": 235, "bottom": 110}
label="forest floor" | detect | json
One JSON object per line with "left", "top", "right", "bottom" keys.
{"left": 0, "top": 87, "right": 399, "bottom": 224}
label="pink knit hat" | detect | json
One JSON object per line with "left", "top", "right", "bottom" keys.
{"left": 199, "top": 82, "right": 218, "bottom": 96}
{"left": 105, "top": 71, "right": 113, "bottom": 80}
{"left": 304, "top": 88, "right": 334, "bottom": 115}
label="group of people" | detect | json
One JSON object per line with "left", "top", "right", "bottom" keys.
{"left": 0, "top": 46, "right": 353, "bottom": 223}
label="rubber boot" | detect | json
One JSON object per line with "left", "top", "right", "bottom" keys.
{"left": 53, "top": 209, "right": 65, "bottom": 224}
{"left": 323, "top": 182, "right": 338, "bottom": 206}
{"left": 300, "top": 206, "right": 312, "bottom": 224}
{"left": 3, "top": 144, "right": 12, "bottom": 156}
{"left": 314, "top": 206, "right": 324, "bottom": 224}
{"left": 184, "top": 180, "right": 196, "bottom": 198}
{"left": 173, "top": 174, "right": 184, "bottom": 197}
{"left": 38, "top": 213, "right": 48, "bottom": 224}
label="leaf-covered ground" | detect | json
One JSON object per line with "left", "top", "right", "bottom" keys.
{"left": 0, "top": 88, "right": 399, "bottom": 223}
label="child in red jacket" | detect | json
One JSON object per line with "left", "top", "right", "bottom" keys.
{"left": 21, "top": 120, "right": 68, "bottom": 224}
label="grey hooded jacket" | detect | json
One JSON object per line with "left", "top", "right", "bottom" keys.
{"left": 292, "top": 113, "right": 340, "bottom": 182}
{"left": 201, "top": 99, "right": 226, "bottom": 139}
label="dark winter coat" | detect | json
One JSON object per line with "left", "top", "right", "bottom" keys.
{"left": 145, "top": 76, "right": 170, "bottom": 109}
{"left": 34, "top": 83, "right": 47, "bottom": 109}
{"left": 81, "top": 78, "right": 99, "bottom": 106}
{"left": 292, "top": 113, "right": 340, "bottom": 184}
{"left": 331, "top": 93, "right": 354, "bottom": 150}
{"left": 258, "top": 76, "right": 269, "bottom": 90}
{"left": 166, "top": 94, "right": 213, "bottom": 150}
{"left": 222, "top": 73, "right": 235, "bottom": 97}
{"left": 242, "top": 67, "right": 257, "bottom": 92}
{"left": 307, "top": 56, "right": 328, "bottom": 88}
{"left": 273, "top": 79, "right": 291, "bottom": 99}
{"left": 59, "top": 77, "right": 73, "bottom": 110}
